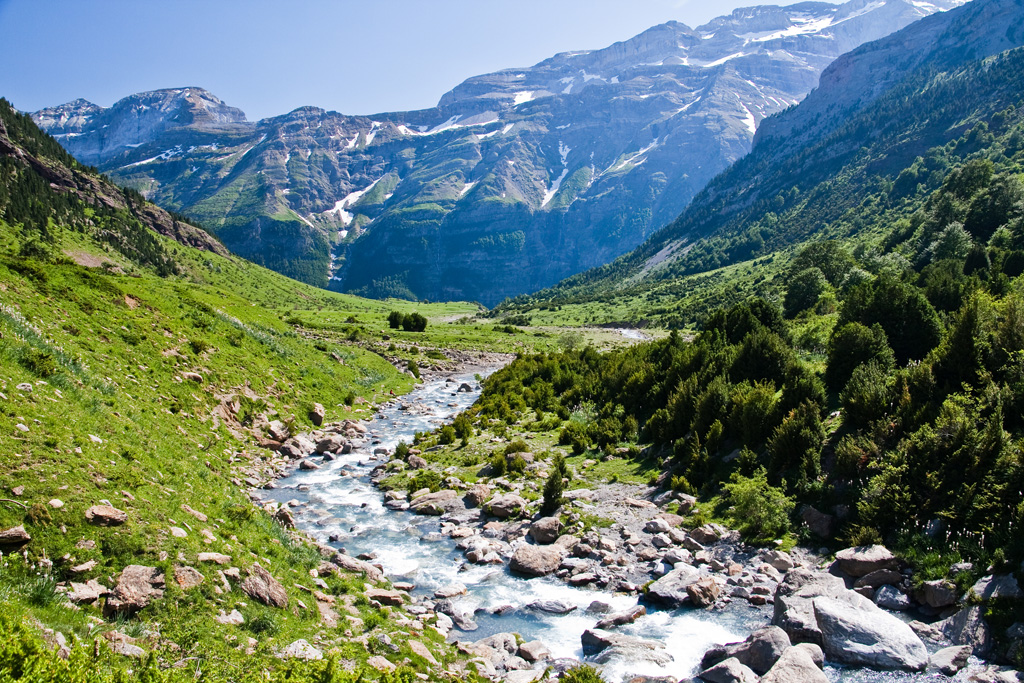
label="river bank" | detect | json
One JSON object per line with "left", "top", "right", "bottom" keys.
{"left": 251, "top": 371, "right": 1023, "bottom": 683}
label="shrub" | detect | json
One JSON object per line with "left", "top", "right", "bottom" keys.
{"left": 724, "top": 467, "right": 794, "bottom": 541}
{"left": 488, "top": 452, "right": 507, "bottom": 477}
{"left": 387, "top": 311, "right": 403, "bottom": 329}
{"left": 395, "top": 441, "right": 410, "bottom": 460}
{"left": 841, "top": 359, "right": 894, "bottom": 428}
{"left": 407, "top": 359, "right": 420, "bottom": 379}
{"left": 561, "top": 665, "right": 605, "bottom": 683}
{"left": 503, "top": 439, "right": 529, "bottom": 455}
{"left": 439, "top": 424, "right": 456, "bottom": 445}
{"left": 402, "top": 312, "right": 427, "bottom": 332}
{"left": 559, "top": 422, "right": 590, "bottom": 454}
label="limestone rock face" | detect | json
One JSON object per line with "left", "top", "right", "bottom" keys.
{"left": 240, "top": 564, "right": 288, "bottom": 608}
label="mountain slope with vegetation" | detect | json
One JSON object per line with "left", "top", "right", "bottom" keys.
{"left": 33, "top": 0, "right": 962, "bottom": 304}
{"left": 503, "top": 0, "right": 1024, "bottom": 327}
{"left": 0, "top": 98, "right": 509, "bottom": 682}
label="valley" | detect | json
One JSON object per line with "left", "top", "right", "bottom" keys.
{"left": 2, "top": 0, "right": 1024, "bottom": 682}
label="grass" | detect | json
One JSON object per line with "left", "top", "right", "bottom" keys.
{"left": 0, "top": 213, "right": 500, "bottom": 680}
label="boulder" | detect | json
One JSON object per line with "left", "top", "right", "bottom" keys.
{"left": 433, "top": 583, "right": 467, "bottom": 599}
{"left": 645, "top": 564, "right": 701, "bottom": 607}
{"left": 85, "top": 505, "right": 128, "bottom": 526}
{"left": 644, "top": 518, "right": 672, "bottom": 534}
{"left": 761, "top": 645, "right": 829, "bottom": 683}
{"left": 298, "top": 458, "right": 319, "bottom": 471}
{"left": 793, "top": 642, "right": 824, "bottom": 669}
{"left": 938, "top": 605, "right": 993, "bottom": 656}
{"left": 700, "top": 626, "right": 791, "bottom": 675}
{"left": 409, "top": 489, "right": 459, "bottom": 515}
{"left": 407, "top": 455, "right": 428, "bottom": 469}
{"left": 928, "top": 645, "right": 972, "bottom": 676}
{"left": 408, "top": 640, "right": 438, "bottom": 666}
{"left": 833, "top": 545, "right": 897, "bottom": 577}
{"left": 699, "top": 657, "right": 759, "bottom": 683}
{"left": 111, "top": 642, "right": 146, "bottom": 658}
{"left": 800, "top": 506, "right": 835, "bottom": 538}
{"left": 854, "top": 569, "right": 902, "bottom": 589}
{"left": 173, "top": 566, "right": 204, "bottom": 590}
{"left": 763, "top": 550, "right": 796, "bottom": 572}
{"left": 813, "top": 595, "right": 928, "bottom": 670}
{"left": 970, "top": 574, "right": 1022, "bottom": 601}
{"left": 279, "top": 639, "right": 322, "bottom": 660}
{"left": 315, "top": 435, "right": 345, "bottom": 453}
{"left": 216, "top": 609, "right": 245, "bottom": 625}
{"left": 874, "top": 585, "right": 911, "bottom": 611}
{"left": 367, "top": 656, "right": 396, "bottom": 672}
{"left": 0, "top": 525, "right": 30, "bottom": 547}
{"left": 486, "top": 494, "right": 527, "bottom": 519}
{"left": 596, "top": 605, "right": 646, "bottom": 630}
{"left": 309, "top": 403, "right": 325, "bottom": 427}
{"left": 331, "top": 553, "right": 383, "bottom": 582}
{"left": 918, "top": 579, "right": 957, "bottom": 608}
{"left": 510, "top": 545, "right": 565, "bottom": 577}
{"left": 772, "top": 568, "right": 851, "bottom": 643}
{"left": 527, "top": 600, "right": 576, "bottom": 614}
{"left": 529, "top": 517, "right": 562, "bottom": 544}
{"left": 581, "top": 629, "right": 666, "bottom": 659}
{"left": 104, "top": 565, "right": 164, "bottom": 616}
{"left": 688, "top": 576, "right": 722, "bottom": 607}
{"left": 240, "top": 564, "right": 288, "bottom": 608}
{"left": 464, "top": 484, "right": 490, "bottom": 508}
{"left": 518, "top": 640, "right": 551, "bottom": 663}
{"left": 67, "top": 580, "right": 106, "bottom": 604}
{"left": 366, "top": 589, "right": 405, "bottom": 607}
{"left": 198, "top": 552, "right": 232, "bottom": 565}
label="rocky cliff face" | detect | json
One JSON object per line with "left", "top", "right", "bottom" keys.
{"left": 34, "top": 0, "right": 965, "bottom": 305}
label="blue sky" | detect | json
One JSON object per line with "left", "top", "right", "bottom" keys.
{"left": 0, "top": 0, "right": 835, "bottom": 120}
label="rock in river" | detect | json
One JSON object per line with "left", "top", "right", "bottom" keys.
{"left": 510, "top": 545, "right": 565, "bottom": 577}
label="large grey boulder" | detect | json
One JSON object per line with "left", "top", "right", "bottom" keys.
{"left": 509, "top": 545, "right": 565, "bottom": 577}
{"left": 582, "top": 628, "right": 670, "bottom": 666}
{"left": 928, "top": 645, "right": 972, "bottom": 676}
{"left": 874, "top": 585, "right": 911, "bottom": 611}
{"left": 645, "top": 564, "right": 701, "bottom": 607}
{"left": 773, "top": 568, "right": 850, "bottom": 643}
{"left": 699, "top": 657, "right": 758, "bottom": 683}
{"left": 970, "top": 574, "right": 1022, "bottom": 601}
{"left": 761, "top": 645, "right": 829, "bottom": 683}
{"left": 834, "top": 545, "right": 898, "bottom": 577}
{"left": 917, "top": 579, "right": 957, "bottom": 608}
{"left": 773, "top": 568, "right": 928, "bottom": 671}
{"left": 938, "top": 605, "right": 993, "bottom": 656}
{"left": 700, "top": 626, "right": 791, "bottom": 675}
{"left": 813, "top": 596, "right": 928, "bottom": 670}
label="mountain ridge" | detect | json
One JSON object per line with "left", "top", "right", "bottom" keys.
{"left": 33, "top": 0, "right": 964, "bottom": 305}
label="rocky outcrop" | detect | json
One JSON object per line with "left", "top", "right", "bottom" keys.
{"left": 772, "top": 568, "right": 927, "bottom": 671}
{"left": 104, "top": 565, "right": 164, "bottom": 616}
{"left": 240, "top": 564, "right": 288, "bottom": 608}
{"left": 833, "top": 545, "right": 898, "bottom": 577}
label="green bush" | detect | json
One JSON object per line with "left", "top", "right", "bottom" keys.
{"left": 724, "top": 467, "right": 794, "bottom": 542}
{"left": 561, "top": 664, "right": 605, "bottom": 683}
{"left": 439, "top": 424, "right": 456, "bottom": 445}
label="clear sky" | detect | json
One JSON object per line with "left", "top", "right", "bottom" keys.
{"left": 0, "top": 0, "right": 834, "bottom": 121}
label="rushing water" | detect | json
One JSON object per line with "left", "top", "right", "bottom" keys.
{"left": 259, "top": 372, "right": 984, "bottom": 682}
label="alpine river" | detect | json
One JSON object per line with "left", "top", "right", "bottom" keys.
{"left": 259, "top": 371, "right": 984, "bottom": 683}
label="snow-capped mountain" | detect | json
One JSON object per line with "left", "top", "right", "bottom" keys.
{"left": 34, "top": 0, "right": 966, "bottom": 305}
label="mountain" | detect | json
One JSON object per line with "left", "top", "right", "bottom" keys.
{"left": 33, "top": 0, "right": 964, "bottom": 305}
{"left": 507, "top": 0, "right": 1024, "bottom": 324}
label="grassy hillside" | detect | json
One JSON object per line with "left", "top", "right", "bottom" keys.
{"left": 0, "top": 98, "right": 533, "bottom": 681}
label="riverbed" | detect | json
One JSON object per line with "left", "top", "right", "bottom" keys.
{"left": 258, "top": 372, "right": 986, "bottom": 682}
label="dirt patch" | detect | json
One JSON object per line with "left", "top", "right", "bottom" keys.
{"left": 64, "top": 250, "right": 109, "bottom": 268}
